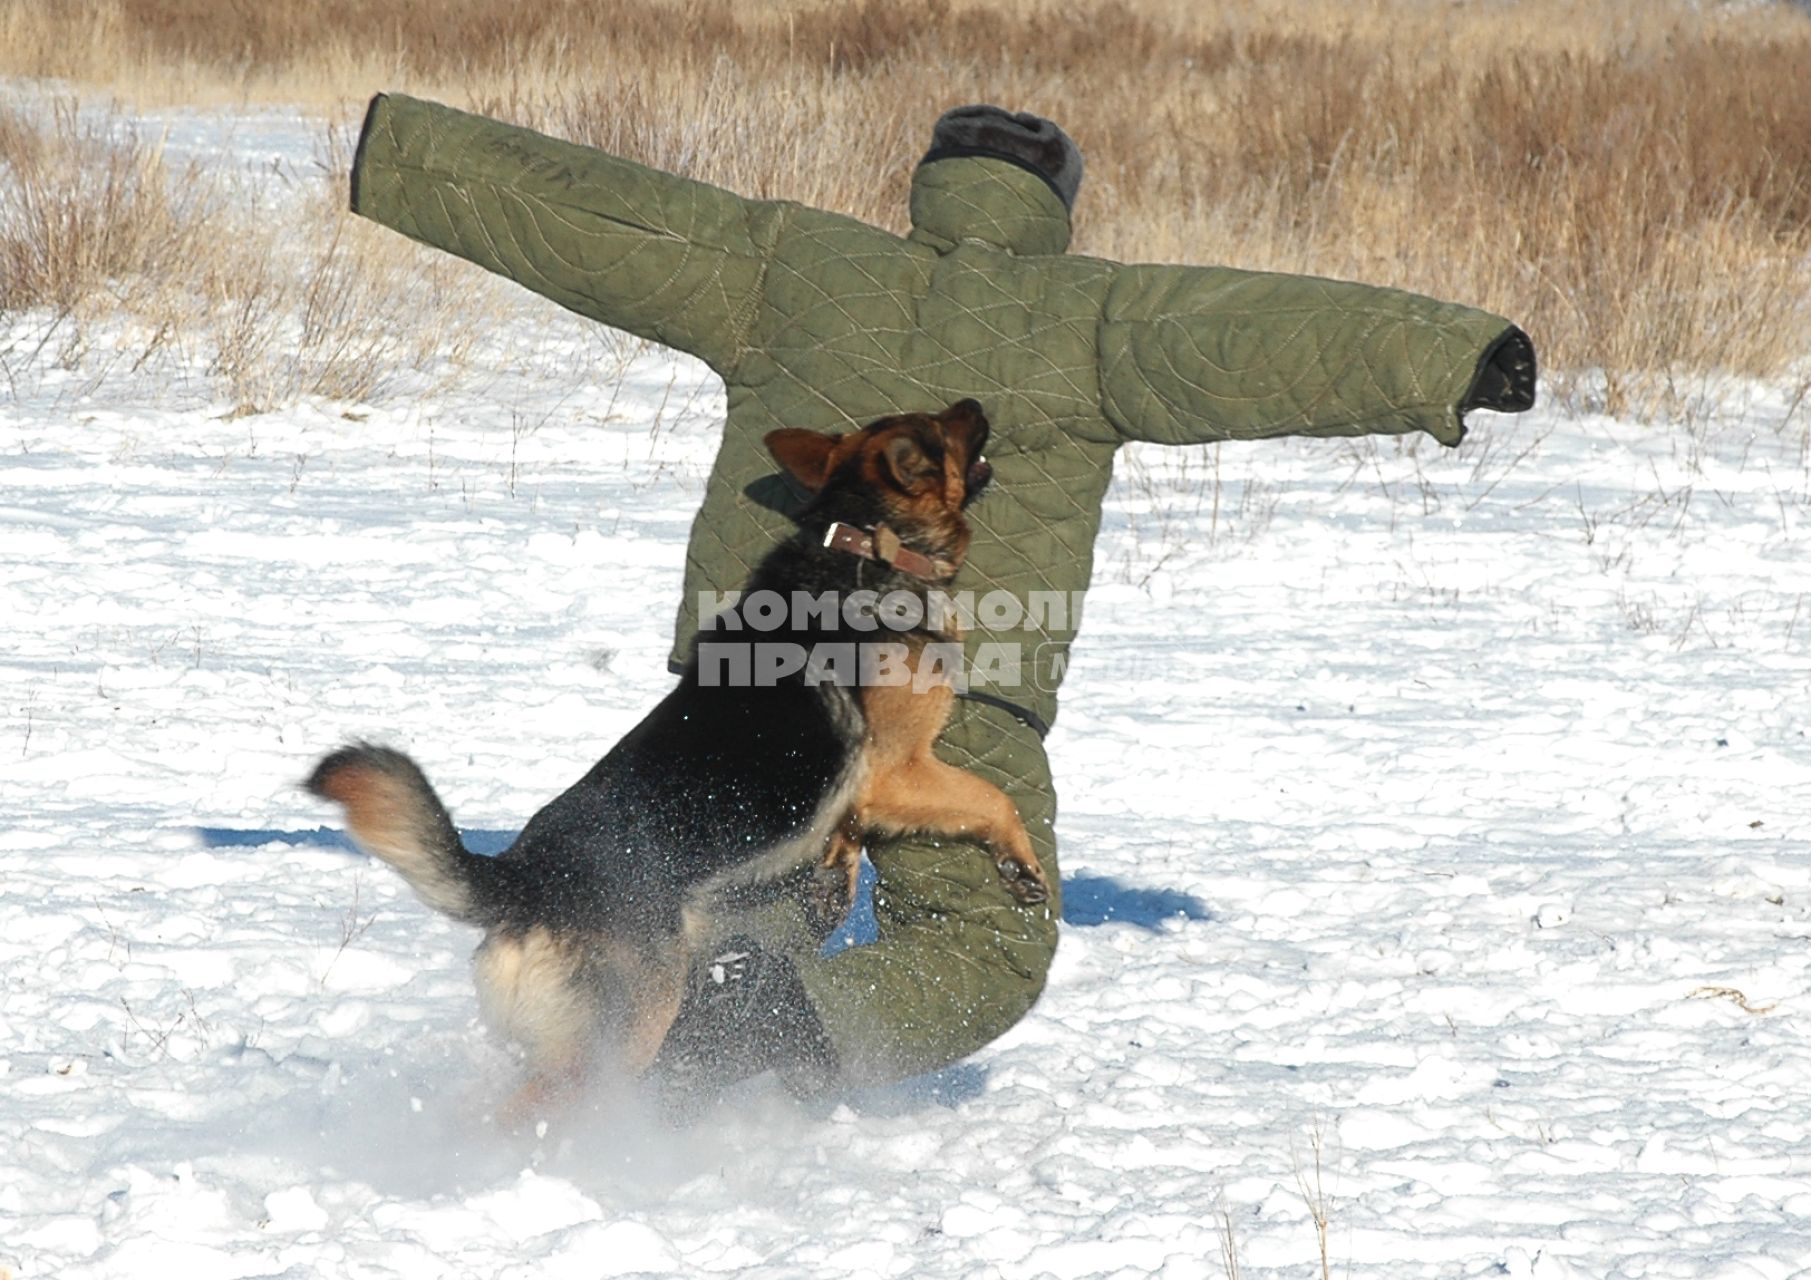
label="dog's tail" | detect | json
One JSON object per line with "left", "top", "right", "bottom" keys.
{"left": 306, "top": 744, "right": 497, "bottom": 925}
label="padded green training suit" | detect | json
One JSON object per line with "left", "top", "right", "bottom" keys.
{"left": 349, "top": 94, "right": 1533, "bottom": 1084}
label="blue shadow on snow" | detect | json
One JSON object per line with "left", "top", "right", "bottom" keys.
{"left": 198, "top": 831, "right": 1211, "bottom": 937}
{"left": 1060, "top": 873, "right": 1213, "bottom": 929}
{"left": 195, "top": 826, "right": 515, "bottom": 855}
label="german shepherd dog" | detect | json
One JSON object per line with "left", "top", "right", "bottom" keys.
{"left": 306, "top": 398, "right": 1046, "bottom": 1116}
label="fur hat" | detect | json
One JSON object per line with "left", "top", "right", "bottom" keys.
{"left": 919, "top": 104, "right": 1084, "bottom": 211}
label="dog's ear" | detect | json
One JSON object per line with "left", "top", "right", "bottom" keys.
{"left": 882, "top": 432, "right": 938, "bottom": 490}
{"left": 941, "top": 398, "right": 988, "bottom": 433}
{"left": 764, "top": 428, "right": 841, "bottom": 492}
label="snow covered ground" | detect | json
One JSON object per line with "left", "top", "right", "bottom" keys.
{"left": 5, "top": 103, "right": 1811, "bottom": 1279}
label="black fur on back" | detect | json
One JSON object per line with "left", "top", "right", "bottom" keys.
{"left": 483, "top": 428, "right": 973, "bottom": 941}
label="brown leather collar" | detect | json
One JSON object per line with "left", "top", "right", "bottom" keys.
{"left": 822, "top": 521, "right": 951, "bottom": 581}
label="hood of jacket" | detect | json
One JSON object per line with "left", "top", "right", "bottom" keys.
{"left": 907, "top": 154, "right": 1073, "bottom": 257}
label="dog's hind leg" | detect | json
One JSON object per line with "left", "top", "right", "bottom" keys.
{"left": 476, "top": 927, "right": 693, "bottom": 1126}
{"left": 603, "top": 937, "right": 691, "bottom": 1078}
{"left": 473, "top": 928, "right": 601, "bottom": 1126}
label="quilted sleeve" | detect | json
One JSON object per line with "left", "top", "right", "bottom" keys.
{"left": 350, "top": 94, "right": 776, "bottom": 376}
{"left": 1099, "top": 263, "right": 1528, "bottom": 448}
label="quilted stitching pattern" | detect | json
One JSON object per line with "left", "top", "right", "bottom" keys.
{"left": 795, "top": 699, "right": 1062, "bottom": 1082}
{"left": 355, "top": 95, "right": 770, "bottom": 375}
{"left": 1100, "top": 267, "right": 1494, "bottom": 448}
{"left": 648, "top": 693, "right": 1060, "bottom": 1080}
{"left": 354, "top": 94, "right": 1518, "bottom": 733}
{"left": 907, "top": 158, "right": 1071, "bottom": 257}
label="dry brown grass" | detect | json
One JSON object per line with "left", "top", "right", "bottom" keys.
{"left": 0, "top": 100, "right": 488, "bottom": 407}
{"left": 2, "top": 0, "right": 1808, "bottom": 415}
{"left": 0, "top": 100, "right": 218, "bottom": 314}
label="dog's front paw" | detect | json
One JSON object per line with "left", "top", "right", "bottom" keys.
{"left": 995, "top": 854, "right": 1049, "bottom": 904}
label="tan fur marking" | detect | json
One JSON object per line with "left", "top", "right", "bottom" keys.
{"left": 314, "top": 760, "right": 472, "bottom": 918}
{"left": 474, "top": 926, "right": 694, "bottom": 1124}
{"left": 826, "top": 403, "right": 1043, "bottom": 901}
{"left": 845, "top": 640, "right": 1048, "bottom": 902}
{"left": 473, "top": 928, "right": 594, "bottom": 1068}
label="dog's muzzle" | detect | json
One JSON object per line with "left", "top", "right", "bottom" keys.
{"left": 964, "top": 456, "right": 994, "bottom": 504}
